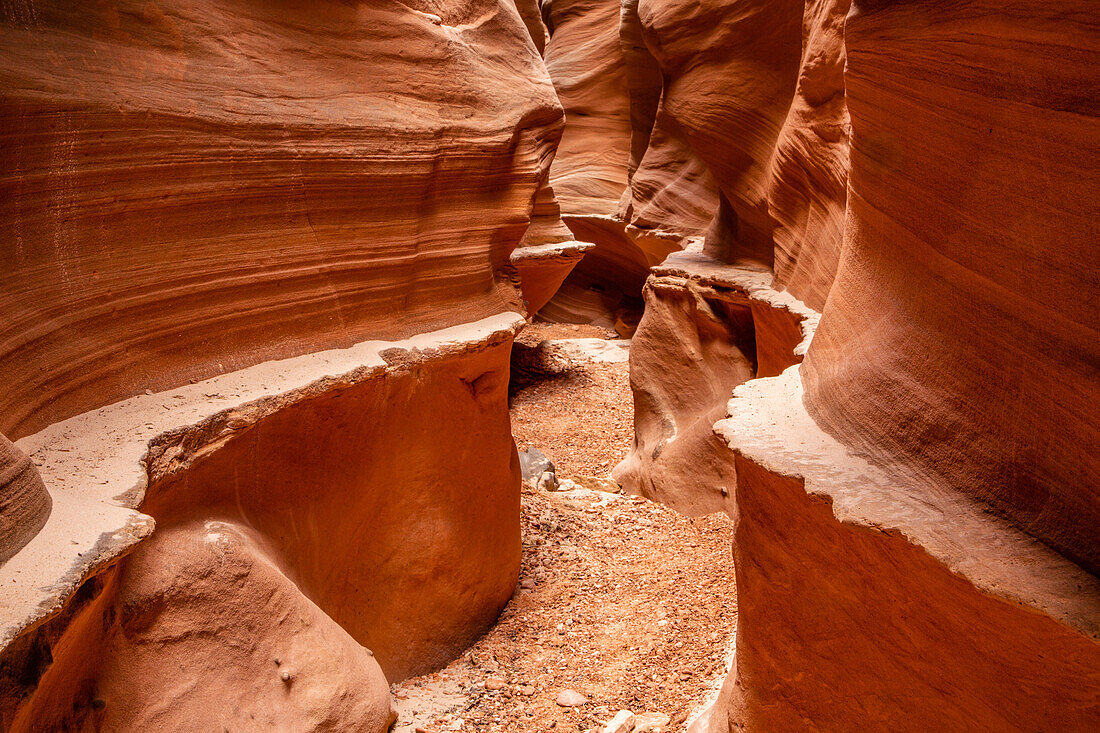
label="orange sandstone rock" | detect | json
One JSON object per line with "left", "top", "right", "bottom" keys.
{"left": 0, "top": 436, "right": 50, "bottom": 566}
{"left": 0, "top": 0, "right": 562, "bottom": 440}
{"left": 802, "top": 0, "right": 1100, "bottom": 573}
{"left": 0, "top": 1, "right": 560, "bottom": 727}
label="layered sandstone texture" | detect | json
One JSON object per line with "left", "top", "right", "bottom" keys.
{"left": 600, "top": 0, "right": 1100, "bottom": 729}
{"left": 612, "top": 246, "right": 813, "bottom": 516}
{"left": 0, "top": 2, "right": 564, "bottom": 729}
{"left": 538, "top": 0, "right": 718, "bottom": 333}
{"left": 0, "top": 0, "right": 562, "bottom": 439}
{"left": 802, "top": 0, "right": 1100, "bottom": 573}
{"left": 0, "top": 435, "right": 50, "bottom": 565}
{"left": 615, "top": 0, "right": 849, "bottom": 508}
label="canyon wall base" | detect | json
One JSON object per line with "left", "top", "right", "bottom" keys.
{"left": 0, "top": 316, "right": 524, "bottom": 730}
{"left": 691, "top": 370, "right": 1100, "bottom": 732}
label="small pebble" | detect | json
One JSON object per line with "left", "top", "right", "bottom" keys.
{"left": 556, "top": 689, "right": 587, "bottom": 707}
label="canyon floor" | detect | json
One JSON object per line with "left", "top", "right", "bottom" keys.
{"left": 391, "top": 324, "right": 738, "bottom": 733}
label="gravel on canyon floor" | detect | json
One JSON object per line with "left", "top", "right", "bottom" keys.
{"left": 390, "top": 324, "right": 737, "bottom": 732}
{"left": 509, "top": 322, "right": 634, "bottom": 477}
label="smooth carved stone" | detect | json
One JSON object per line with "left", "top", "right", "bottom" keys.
{"left": 802, "top": 0, "right": 1100, "bottom": 573}
{"left": 0, "top": 316, "right": 526, "bottom": 729}
{"left": 0, "top": 0, "right": 563, "bottom": 440}
{"left": 700, "top": 369, "right": 1100, "bottom": 731}
{"left": 617, "top": 0, "right": 718, "bottom": 242}
{"left": 62, "top": 521, "right": 395, "bottom": 732}
{"left": 542, "top": 0, "right": 633, "bottom": 218}
{"left": 539, "top": 0, "right": 707, "bottom": 333}
{"left": 0, "top": 435, "right": 50, "bottom": 566}
{"left": 635, "top": 0, "right": 804, "bottom": 269}
{"left": 613, "top": 247, "right": 814, "bottom": 516}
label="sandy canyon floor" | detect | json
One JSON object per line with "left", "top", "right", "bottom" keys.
{"left": 391, "top": 324, "right": 737, "bottom": 733}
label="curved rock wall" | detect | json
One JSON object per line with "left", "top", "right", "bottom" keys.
{"left": 615, "top": 0, "right": 848, "bottom": 503}
{"left": 542, "top": 0, "right": 633, "bottom": 217}
{"left": 0, "top": 0, "right": 562, "bottom": 439}
{"left": 0, "top": 436, "right": 50, "bottom": 566}
{"left": 538, "top": 0, "right": 718, "bottom": 333}
{"left": 0, "top": 2, "right": 566, "bottom": 728}
{"left": 802, "top": 0, "right": 1100, "bottom": 573}
{"left": 2, "top": 324, "right": 520, "bottom": 729}
{"left": 597, "top": 0, "right": 1100, "bottom": 729}
{"left": 633, "top": 0, "right": 849, "bottom": 300}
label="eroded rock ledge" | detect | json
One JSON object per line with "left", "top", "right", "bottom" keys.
{"left": 1, "top": 314, "right": 524, "bottom": 730}
{"left": 702, "top": 367, "right": 1100, "bottom": 731}
{"left": 613, "top": 246, "right": 815, "bottom": 516}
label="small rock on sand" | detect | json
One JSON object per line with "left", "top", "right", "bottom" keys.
{"left": 633, "top": 712, "right": 671, "bottom": 732}
{"left": 600, "top": 709, "right": 635, "bottom": 733}
{"left": 519, "top": 447, "right": 555, "bottom": 485}
{"left": 537, "top": 470, "right": 559, "bottom": 491}
{"left": 556, "top": 689, "right": 587, "bottom": 707}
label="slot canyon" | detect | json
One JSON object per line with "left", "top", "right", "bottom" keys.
{"left": 0, "top": 0, "right": 1097, "bottom": 731}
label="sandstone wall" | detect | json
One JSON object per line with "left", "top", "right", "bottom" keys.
{"left": 538, "top": 0, "right": 718, "bottom": 333}
{"left": 2, "top": 322, "right": 521, "bottom": 729}
{"left": 597, "top": 0, "right": 1100, "bottom": 728}
{"left": 802, "top": 0, "right": 1100, "bottom": 573}
{"left": 0, "top": 0, "right": 561, "bottom": 439}
{"left": 0, "top": 2, "right": 565, "bottom": 728}
{"left": 615, "top": 0, "right": 848, "bottom": 503}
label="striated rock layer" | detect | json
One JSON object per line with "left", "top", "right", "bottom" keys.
{"left": 604, "top": 0, "right": 1100, "bottom": 729}
{"left": 1, "top": 316, "right": 525, "bottom": 731}
{"left": 802, "top": 0, "right": 1100, "bottom": 573}
{"left": 0, "top": 436, "right": 50, "bottom": 566}
{"left": 0, "top": 0, "right": 562, "bottom": 440}
{"left": 0, "top": 1, "right": 567, "bottom": 729}
{"left": 538, "top": 0, "right": 718, "bottom": 333}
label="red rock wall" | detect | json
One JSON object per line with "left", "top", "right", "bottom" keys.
{"left": 718, "top": 452, "right": 1100, "bottom": 731}
{"left": 0, "top": 436, "right": 50, "bottom": 565}
{"left": 802, "top": 0, "right": 1100, "bottom": 573}
{"left": 0, "top": 0, "right": 562, "bottom": 439}
{"left": 0, "top": 2, "right": 563, "bottom": 728}
{"left": 634, "top": 0, "right": 849, "bottom": 302}
{"left": 608, "top": 0, "right": 1100, "bottom": 728}
{"left": 542, "top": 0, "right": 633, "bottom": 216}
{"left": 538, "top": 0, "right": 718, "bottom": 333}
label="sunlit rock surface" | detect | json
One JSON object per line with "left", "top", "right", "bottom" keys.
{"left": 605, "top": 0, "right": 1100, "bottom": 729}
{"left": 0, "top": 2, "right": 561, "bottom": 729}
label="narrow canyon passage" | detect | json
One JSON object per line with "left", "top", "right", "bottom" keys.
{"left": 392, "top": 325, "right": 736, "bottom": 733}
{"left": 0, "top": 1, "right": 1095, "bottom": 731}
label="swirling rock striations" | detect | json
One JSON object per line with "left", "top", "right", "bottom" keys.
{"left": 0, "top": 2, "right": 562, "bottom": 729}
{"left": 538, "top": 0, "right": 717, "bottom": 333}
{"left": 541, "top": 0, "right": 633, "bottom": 217}
{"left": 616, "top": 0, "right": 848, "bottom": 506}
{"left": 802, "top": 0, "right": 1100, "bottom": 573}
{"left": 0, "top": 0, "right": 562, "bottom": 440}
{"left": 600, "top": 0, "right": 1100, "bottom": 729}
{"left": 0, "top": 436, "right": 50, "bottom": 566}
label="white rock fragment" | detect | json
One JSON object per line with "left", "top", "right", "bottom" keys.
{"left": 633, "top": 712, "right": 671, "bottom": 732}
{"left": 556, "top": 688, "right": 587, "bottom": 707}
{"left": 600, "top": 709, "right": 635, "bottom": 733}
